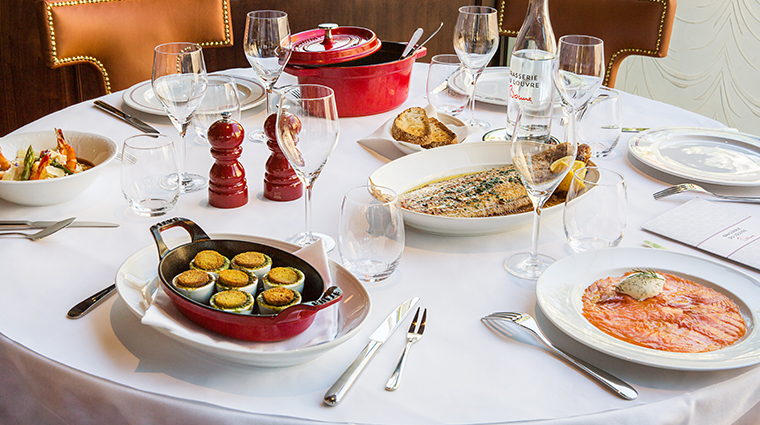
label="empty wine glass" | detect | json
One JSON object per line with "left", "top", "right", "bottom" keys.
{"left": 244, "top": 10, "right": 293, "bottom": 142}
{"left": 505, "top": 101, "right": 577, "bottom": 280}
{"left": 453, "top": 5, "right": 499, "bottom": 129}
{"left": 276, "top": 84, "right": 340, "bottom": 251}
{"left": 554, "top": 35, "right": 604, "bottom": 115}
{"left": 192, "top": 75, "right": 241, "bottom": 144}
{"left": 152, "top": 42, "right": 208, "bottom": 193}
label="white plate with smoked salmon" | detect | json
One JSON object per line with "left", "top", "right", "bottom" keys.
{"left": 537, "top": 248, "right": 760, "bottom": 370}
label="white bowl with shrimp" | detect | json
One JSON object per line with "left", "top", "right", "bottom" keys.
{"left": 0, "top": 130, "right": 117, "bottom": 206}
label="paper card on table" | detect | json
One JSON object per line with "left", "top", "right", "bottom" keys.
{"left": 642, "top": 198, "right": 760, "bottom": 271}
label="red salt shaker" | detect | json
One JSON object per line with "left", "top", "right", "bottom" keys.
{"left": 263, "top": 113, "right": 302, "bottom": 201}
{"left": 207, "top": 112, "right": 248, "bottom": 208}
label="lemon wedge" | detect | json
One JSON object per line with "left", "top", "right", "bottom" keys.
{"left": 549, "top": 156, "right": 574, "bottom": 174}
{"left": 556, "top": 160, "right": 588, "bottom": 193}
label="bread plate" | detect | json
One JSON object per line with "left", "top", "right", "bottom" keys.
{"left": 389, "top": 108, "right": 475, "bottom": 155}
{"left": 369, "top": 141, "right": 571, "bottom": 236}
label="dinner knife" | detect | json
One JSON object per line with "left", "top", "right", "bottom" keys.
{"left": 324, "top": 297, "right": 420, "bottom": 406}
{"left": 93, "top": 100, "right": 160, "bottom": 134}
{"left": 0, "top": 220, "right": 119, "bottom": 230}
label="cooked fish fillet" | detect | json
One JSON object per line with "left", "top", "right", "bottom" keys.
{"left": 399, "top": 166, "right": 532, "bottom": 217}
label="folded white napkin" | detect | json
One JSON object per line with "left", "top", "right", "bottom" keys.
{"left": 357, "top": 104, "right": 481, "bottom": 160}
{"left": 642, "top": 198, "right": 760, "bottom": 272}
{"left": 140, "top": 241, "right": 339, "bottom": 351}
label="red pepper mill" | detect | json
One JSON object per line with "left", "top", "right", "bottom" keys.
{"left": 263, "top": 113, "right": 302, "bottom": 201}
{"left": 207, "top": 112, "right": 248, "bottom": 208}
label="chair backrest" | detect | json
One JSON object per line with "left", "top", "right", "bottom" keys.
{"left": 497, "top": 0, "right": 676, "bottom": 87}
{"left": 36, "top": 0, "right": 233, "bottom": 94}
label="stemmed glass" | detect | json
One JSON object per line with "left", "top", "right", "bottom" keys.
{"left": 244, "top": 10, "right": 293, "bottom": 142}
{"left": 453, "top": 5, "right": 499, "bottom": 129}
{"left": 504, "top": 101, "right": 577, "bottom": 280}
{"left": 192, "top": 75, "right": 242, "bottom": 144}
{"left": 554, "top": 35, "right": 604, "bottom": 117}
{"left": 152, "top": 42, "right": 208, "bottom": 193}
{"left": 275, "top": 84, "right": 340, "bottom": 252}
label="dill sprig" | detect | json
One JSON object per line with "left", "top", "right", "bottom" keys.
{"left": 630, "top": 268, "right": 663, "bottom": 279}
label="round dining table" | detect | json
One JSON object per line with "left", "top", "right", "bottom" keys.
{"left": 3, "top": 64, "right": 760, "bottom": 425}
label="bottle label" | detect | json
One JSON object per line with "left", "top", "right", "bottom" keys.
{"left": 506, "top": 49, "right": 555, "bottom": 134}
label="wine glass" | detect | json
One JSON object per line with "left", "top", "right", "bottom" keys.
{"left": 554, "top": 35, "right": 604, "bottom": 116}
{"left": 275, "top": 84, "right": 340, "bottom": 251}
{"left": 453, "top": 5, "right": 499, "bottom": 129}
{"left": 192, "top": 75, "right": 241, "bottom": 144}
{"left": 152, "top": 42, "right": 208, "bottom": 193}
{"left": 244, "top": 10, "right": 293, "bottom": 142}
{"left": 504, "top": 101, "right": 577, "bottom": 280}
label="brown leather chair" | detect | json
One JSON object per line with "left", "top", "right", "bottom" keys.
{"left": 495, "top": 0, "right": 676, "bottom": 87}
{"left": 36, "top": 0, "right": 233, "bottom": 94}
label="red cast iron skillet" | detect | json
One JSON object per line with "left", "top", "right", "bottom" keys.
{"left": 150, "top": 217, "right": 342, "bottom": 342}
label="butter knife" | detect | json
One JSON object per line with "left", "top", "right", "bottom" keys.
{"left": 0, "top": 220, "right": 119, "bottom": 230}
{"left": 93, "top": 100, "right": 160, "bottom": 134}
{"left": 324, "top": 297, "right": 419, "bottom": 406}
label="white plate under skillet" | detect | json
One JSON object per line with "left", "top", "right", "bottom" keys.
{"left": 536, "top": 248, "right": 760, "bottom": 371}
{"left": 628, "top": 127, "right": 760, "bottom": 186}
{"left": 369, "top": 141, "right": 566, "bottom": 236}
{"left": 116, "top": 233, "right": 371, "bottom": 367}
{"left": 122, "top": 74, "right": 266, "bottom": 115}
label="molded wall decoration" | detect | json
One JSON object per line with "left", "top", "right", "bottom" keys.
{"left": 616, "top": 0, "right": 760, "bottom": 134}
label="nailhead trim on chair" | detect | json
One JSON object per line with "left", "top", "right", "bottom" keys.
{"left": 497, "top": 0, "right": 670, "bottom": 86}
{"left": 42, "top": 0, "right": 232, "bottom": 93}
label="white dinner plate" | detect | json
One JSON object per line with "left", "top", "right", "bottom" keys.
{"left": 369, "top": 141, "right": 567, "bottom": 236}
{"left": 390, "top": 112, "right": 468, "bottom": 155}
{"left": 116, "top": 233, "right": 371, "bottom": 367}
{"left": 449, "top": 66, "right": 511, "bottom": 106}
{"left": 537, "top": 248, "right": 760, "bottom": 371}
{"left": 122, "top": 74, "right": 266, "bottom": 115}
{"left": 628, "top": 127, "right": 760, "bottom": 186}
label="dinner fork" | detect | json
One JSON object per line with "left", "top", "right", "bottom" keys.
{"left": 385, "top": 307, "right": 426, "bottom": 391}
{"left": 653, "top": 183, "right": 760, "bottom": 203}
{"left": 482, "top": 312, "right": 638, "bottom": 400}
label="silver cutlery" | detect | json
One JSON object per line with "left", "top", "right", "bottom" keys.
{"left": 401, "top": 27, "right": 423, "bottom": 59}
{"left": 93, "top": 100, "right": 160, "bottom": 134}
{"left": 407, "top": 22, "right": 444, "bottom": 59}
{"left": 385, "top": 307, "right": 426, "bottom": 391}
{"left": 0, "top": 217, "right": 75, "bottom": 240}
{"left": 482, "top": 312, "right": 638, "bottom": 400}
{"left": 324, "top": 297, "right": 420, "bottom": 406}
{"left": 67, "top": 284, "right": 117, "bottom": 319}
{"left": 653, "top": 183, "right": 760, "bottom": 203}
{"left": 0, "top": 220, "right": 118, "bottom": 230}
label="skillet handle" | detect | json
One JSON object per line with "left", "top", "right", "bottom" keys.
{"left": 279, "top": 286, "right": 343, "bottom": 318}
{"left": 149, "top": 217, "right": 211, "bottom": 259}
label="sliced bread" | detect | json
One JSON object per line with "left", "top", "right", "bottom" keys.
{"left": 391, "top": 107, "right": 431, "bottom": 145}
{"left": 422, "top": 117, "right": 458, "bottom": 149}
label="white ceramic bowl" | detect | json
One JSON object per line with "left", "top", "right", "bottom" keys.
{"left": 0, "top": 130, "right": 117, "bottom": 206}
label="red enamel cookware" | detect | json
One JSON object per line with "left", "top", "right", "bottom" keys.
{"left": 150, "top": 217, "right": 342, "bottom": 342}
{"left": 286, "top": 24, "right": 427, "bottom": 117}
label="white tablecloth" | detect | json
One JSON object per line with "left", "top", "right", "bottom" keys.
{"left": 3, "top": 64, "right": 760, "bottom": 425}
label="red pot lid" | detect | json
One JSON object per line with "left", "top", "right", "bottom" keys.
{"left": 289, "top": 24, "right": 381, "bottom": 66}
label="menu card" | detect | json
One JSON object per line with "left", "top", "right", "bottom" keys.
{"left": 642, "top": 198, "right": 760, "bottom": 271}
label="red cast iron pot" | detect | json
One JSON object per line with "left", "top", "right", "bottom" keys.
{"left": 150, "top": 217, "right": 342, "bottom": 342}
{"left": 285, "top": 41, "right": 427, "bottom": 117}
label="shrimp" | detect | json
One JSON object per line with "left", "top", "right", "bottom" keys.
{"left": 55, "top": 128, "right": 77, "bottom": 171}
{"left": 30, "top": 152, "right": 52, "bottom": 180}
{"left": 0, "top": 147, "right": 11, "bottom": 171}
